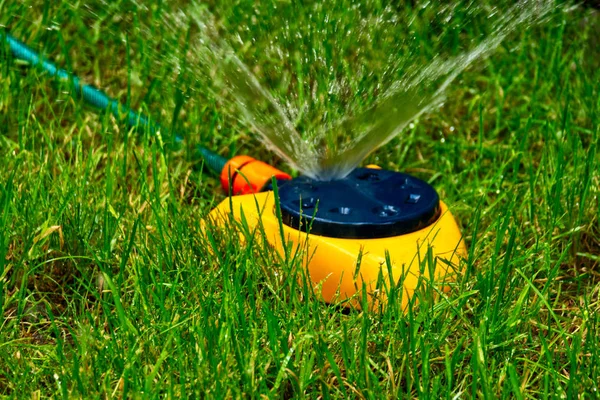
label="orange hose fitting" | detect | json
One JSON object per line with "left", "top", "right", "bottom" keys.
{"left": 220, "top": 155, "right": 291, "bottom": 195}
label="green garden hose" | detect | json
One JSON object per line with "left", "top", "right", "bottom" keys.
{"left": 2, "top": 32, "right": 227, "bottom": 175}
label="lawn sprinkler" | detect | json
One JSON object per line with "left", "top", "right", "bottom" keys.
{"left": 205, "top": 158, "right": 467, "bottom": 310}
{"left": 4, "top": 32, "right": 466, "bottom": 311}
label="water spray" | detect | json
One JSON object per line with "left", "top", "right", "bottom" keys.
{"left": 3, "top": 32, "right": 466, "bottom": 310}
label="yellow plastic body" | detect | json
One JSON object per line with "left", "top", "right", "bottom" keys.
{"left": 206, "top": 191, "right": 467, "bottom": 310}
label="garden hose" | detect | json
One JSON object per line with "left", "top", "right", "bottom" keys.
{"left": 2, "top": 32, "right": 290, "bottom": 194}
{"left": 4, "top": 33, "right": 169, "bottom": 142}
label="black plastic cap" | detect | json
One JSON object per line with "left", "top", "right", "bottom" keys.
{"left": 278, "top": 168, "right": 441, "bottom": 239}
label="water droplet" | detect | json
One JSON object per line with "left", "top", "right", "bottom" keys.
{"left": 330, "top": 207, "right": 352, "bottom": 215}
{"left": 373, "top": 205, "right": 399, "bottom": 218}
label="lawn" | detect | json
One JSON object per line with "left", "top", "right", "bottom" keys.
{"left": 1, "top": 0, "right": 599, "bottom": 398}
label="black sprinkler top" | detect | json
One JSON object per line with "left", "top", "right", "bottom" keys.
{"left": 277, "top": 168, "right": 441, "bottom": 239}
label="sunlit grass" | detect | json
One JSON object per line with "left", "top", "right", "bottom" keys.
{"left": 0, "top": 0, "right": 599, "bottom": 397}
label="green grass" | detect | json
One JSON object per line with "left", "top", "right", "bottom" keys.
{"left": 1, "top": 0, "right": 599, "bottom": 397}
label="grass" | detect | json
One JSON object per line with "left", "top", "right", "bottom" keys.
{"left": 1, "top": 0, "right": 599, "bottom": 397}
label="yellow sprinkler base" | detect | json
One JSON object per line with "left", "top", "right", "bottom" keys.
{"left": 205, "top": 168, "right": 466, "bottom": 310}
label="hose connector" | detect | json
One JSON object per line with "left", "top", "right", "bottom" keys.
{"left": 220, "top": 155, "right": 291, "bottom": 195}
